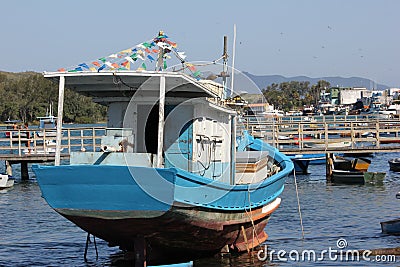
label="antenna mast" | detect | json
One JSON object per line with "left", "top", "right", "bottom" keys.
{"left": 230, "top": 24, "right": 236, "bottom": 98}
{"left": 222, "top": 36, "right": 229, "bottom": 99}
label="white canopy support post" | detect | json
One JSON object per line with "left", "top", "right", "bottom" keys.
{"left": 156, "top": 75, "right": 166, "bottom": 168}
{"left": 55, "top": 75, "right": 65, "bottom": 166}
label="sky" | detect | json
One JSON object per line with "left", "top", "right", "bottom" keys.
{"left": 1, "top": 0, "right": 399, "bottom": 87}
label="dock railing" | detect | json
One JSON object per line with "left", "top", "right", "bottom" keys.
{"left": 240, "top": 114, "right": 400, "bottom": 153}
{"left": 0, "top": 126, "right": 106, "bottom": 157}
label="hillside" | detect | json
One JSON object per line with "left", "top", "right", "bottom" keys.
{"left": 243, "top": 72, "right": 389, "bottom": 91}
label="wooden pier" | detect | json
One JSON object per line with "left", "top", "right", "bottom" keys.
{"left": 242, "top": 114, "right": 400, "bottom": 154}
{"left": 0, "top": 126, "right": 105, "bottom": 179}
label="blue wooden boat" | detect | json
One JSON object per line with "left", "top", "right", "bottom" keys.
{"left": 32, "top": 32, "right": 293, "bottom": 265}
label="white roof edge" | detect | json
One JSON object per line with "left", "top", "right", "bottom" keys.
{"left": 43, "top": 70, "right": 182, "bottom": 78}
{"left": 43, "top": 70, "right": 221, "bottom": 98}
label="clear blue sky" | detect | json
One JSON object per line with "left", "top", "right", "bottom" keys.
{"left": 1, "top": 0, "right": 399, "bottom": 87}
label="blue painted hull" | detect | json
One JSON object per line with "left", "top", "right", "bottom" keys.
{"left": 32, "top": 137, "right": 293, "bottom": 262}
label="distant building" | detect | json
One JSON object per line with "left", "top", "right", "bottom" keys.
{"left": 339, "top": 87, "right": 368, "bottom": 105}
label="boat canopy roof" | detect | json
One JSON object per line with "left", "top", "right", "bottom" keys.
{"left": 43, "top": 71, "right": 224, "bottom": 100}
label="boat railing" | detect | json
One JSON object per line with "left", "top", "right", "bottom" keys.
{"left": 0, "top": 126, "right": 106, "bottom": 156}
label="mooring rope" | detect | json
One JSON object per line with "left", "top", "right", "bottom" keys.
{"left": 293, "top": 170, "right": 305, "bottom": 239}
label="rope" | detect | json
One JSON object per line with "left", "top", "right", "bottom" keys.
{"left": 293, "top": 170, "right": 305, "bottom": 239}
{"left": 243, "top": 187, "right": 262, "bottom": 254}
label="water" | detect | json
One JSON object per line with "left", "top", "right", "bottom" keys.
{"left": 1, "top": 153, "right": 400, "bottom": 266}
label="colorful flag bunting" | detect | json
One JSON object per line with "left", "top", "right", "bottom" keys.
{"left": 56, "top": 32, "right": 205, "bottom": 78}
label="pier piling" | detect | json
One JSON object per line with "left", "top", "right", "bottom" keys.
{"left": 21, "top": 162, "right": 29, "bottom": 180}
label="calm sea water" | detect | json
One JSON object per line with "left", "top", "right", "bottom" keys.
{"left": 1, "top": 152, "right": 400, "bottom": 266}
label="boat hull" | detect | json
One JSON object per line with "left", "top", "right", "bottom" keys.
{"left": 32, "top": 162, "right": 289, "bottom": 263}
{"left": 331, "top": 169, "right": 365, "bottom": 184}
{"left": 56, "top": 199, "right": 279, "bottom": 262}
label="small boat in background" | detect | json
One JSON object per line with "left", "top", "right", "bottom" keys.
{"left": 363, "top": 171, "right": 386, "bottom": 185}
{"left": 288, "top": 153, "right": 326, "bottom": 174}
{"left": 328, "top": 155, "right": 385, "bottom": 185}
{"left": 36, "top": 104, "right": 61, "bottom": 138}
{"left": 0, "top": 174, "right": 14, "bottom": 190}
{"left": 388, "top": 158, "right": 400, "bottom": 172}
{"left": 381, "top": 219, "right": 400, "bottom": 235}
{"left": 304, "top": 140, "right": 352, "bottom": 149}
{"left": 381, "top": 192, "right": 400, "bottom": 235}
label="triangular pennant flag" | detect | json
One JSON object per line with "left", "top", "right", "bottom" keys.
{"left": 108, "top": 54, "right": 118, "bottom": 58}
{"left": 163, "top": 60, "right": 167, "bottom": 70}
{"left": 78, "top": 63, "right": 90, "bottom": 69}
{"left": 111, "top": 63, "right": 119, "bottom": 69}
{"left": 92, "top": 61, "right": 101, "bottom": 67}
{"left": 137, "top": 53, "right": 144, "bottom": 61}
{"left": 58, "top": 68, "right": 66, "bottom": 72}
{"left": 99, "top": 57, "right": 106, "bottom": 63}
{"left": 120, "top": 48, "right": 132, "bottom": 54}
{"left": 152, "top": 49, "right": 159, "bottom": 53}
{"left": 141, "top": 62, "right": 147, "bottom": 70}
{"left": 98, "top": 64, "right": 106, "bottom": 72}
{"left": 89, "top": 67, "right": 96, "bottom": 72}
{"left": 105, "top": 62, "right": 113, "bottom": 68}
{"left": 157, "top": 42, "right": 171, "bottom": 50}
{"left": 193, "top": 70, "right": 201, "bottom": 77}
{"left": 142, "top": 42, "right": 151, "bottom": 48}
{"left": 147, "top": 55, "right": 155, "bottom": 62}
{"left": 125, "top": 56, "right": 135, "bottom": 64}
{"left": 177, "top": 52, "right": 186, "bottom": 60}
